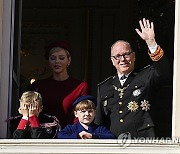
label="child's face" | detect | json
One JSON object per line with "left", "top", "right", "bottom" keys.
{"left": 19, "top": 101, "right": 43, "bottom": 117}
{"left": 20, "top": 101, "right": 40, "bottom": 109}
{"left": 74, "top": 109, "right": 96, "bottom": 126}
{"left": 20, "top": 101, "right": 30, "bottom": 108}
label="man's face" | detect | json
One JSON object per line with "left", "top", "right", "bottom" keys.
{"left": 111, "top": 41, "right": 135, "bottom": 75}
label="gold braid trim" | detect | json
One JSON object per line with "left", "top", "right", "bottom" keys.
{"left": 148, "top": 45, "right": 164, "bottom": 61}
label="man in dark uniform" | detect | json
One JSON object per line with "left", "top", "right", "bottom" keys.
{"left": 94, "top": 18, "right": 170, "bottom": 138}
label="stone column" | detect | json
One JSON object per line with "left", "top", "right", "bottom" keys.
{"left": 172, "top": 0, "right": 180, "bottom": 138}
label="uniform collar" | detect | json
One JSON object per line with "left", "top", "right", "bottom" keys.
{"left": 114, "top": 71, "right": 136, "bottom": 87}
{"left": 118, "top": 72, "right": 131, "bottom": 81}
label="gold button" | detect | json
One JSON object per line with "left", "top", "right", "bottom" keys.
{"left": 120, "top": 119, "right": 123, "bottom": 123}
{"left": 119, "top": 110, "right": 123, "bottom": 114}
{"left": 119, "top": 102, "right": 122, "bottom": 105}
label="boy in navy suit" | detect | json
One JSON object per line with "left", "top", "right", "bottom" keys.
{"left": 57, "top": 95, "right": 115, "bottom": 139}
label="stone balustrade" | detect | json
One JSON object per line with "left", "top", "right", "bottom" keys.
{"left": 0, "top": 139, "right": 180, "bottom": 153}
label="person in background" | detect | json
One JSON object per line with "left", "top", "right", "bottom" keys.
{"left": 30, "top": 41, "right": 88, "bottom": 129}
{"left": 11, "top": 91, "right": 60, "bottom": 139}
{"left": 58, "top": 95, "right": 115, "bottom": 139}
{"left": 94, "top": 18, "right": 171, "bottom": 138}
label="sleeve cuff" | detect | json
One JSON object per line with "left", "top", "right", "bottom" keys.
{"left": 148, "top": 43, "right": 158, "bottom": 53}
{"left": 17, "top": 119, "right": 29, "bottom": 130}
{"left": 29, "top": 115, "right": 40, "bottom": 128}
{"left": 22, "top": 116, "right": 29, "bottom": 120}
{"left": 148, "top": 45, "right": 164, "bottom": 61}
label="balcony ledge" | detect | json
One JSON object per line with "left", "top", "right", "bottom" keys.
{"left": 0, "top": 139, "right": 180, "bottom": 153}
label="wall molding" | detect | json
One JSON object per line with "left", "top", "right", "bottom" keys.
{"left": 0, "top": 139, "right": 180, "bottom": 153}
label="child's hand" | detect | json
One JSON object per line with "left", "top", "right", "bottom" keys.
{"left": 18, "top": 103, "right": 29, "bottom": 117}
{"left": 29, "top": 104, "right": 40, "bottom": 117}
{"left": 79, "top": 131, "right": 92, "bottom": 139}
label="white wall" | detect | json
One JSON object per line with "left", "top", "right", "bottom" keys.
{"left": 0, "top": 0, "right": 14, "bottom": 138}
{"left": 172, "top": 0, "right": 180, "bottom": 138}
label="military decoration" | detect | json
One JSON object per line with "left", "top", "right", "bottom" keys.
{"left": 113, "top": 85, "right": 129, "bottom": 99}
{"left": 140, "top": 100, "right": 150, "bottom": 111}
{"left": 46, "top": 127, "right": 53, "bottom": 134}
{"left": 103, "top": 99, "right": 108, "bottom": 107}
{"left": 132, "top": 88, "right": 141, "bottom": 97}
{"left": 127, "top": 101, "right": 139, "bottom": 112}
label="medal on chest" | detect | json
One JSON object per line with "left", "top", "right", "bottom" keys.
{"left": 113, "top": 84, "right": 129, "bottom": 98}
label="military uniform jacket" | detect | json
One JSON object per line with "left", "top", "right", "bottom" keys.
{"left": 95, "top": 51, "right": 170, "bottom": 138}
{"left": 8, "top": 113, "right": 60, "bottom": 139}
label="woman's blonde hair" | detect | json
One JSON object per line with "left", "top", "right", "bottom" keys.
{"left": 49, "top": 47, "right": 71, "bottom": 59}
{"left": 20, "top": 91, "right": 42, "bottom": 107}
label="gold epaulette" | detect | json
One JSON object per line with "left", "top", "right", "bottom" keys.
{"left": 148, "top": 45, "right": 164, "bottom": 61}
{"left": 97, "top": 76, "right": 114, "bottom": 86}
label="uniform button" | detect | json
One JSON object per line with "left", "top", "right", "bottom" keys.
{"left": 119, "top": 102, "right": 123, "bottom": 105}
{"left": 119, "top": 110, "right": 123, "bottom": 114}
{"left": 120, "top": 119, "right": 123, "bottom": 123}
{"left": 147, "top": 124, "right": 150, "bottom": 127}
{"left": 135, "top": 85, "right": 138, "bottom": 88}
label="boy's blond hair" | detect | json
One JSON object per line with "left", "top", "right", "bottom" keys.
{"left": 20, "top": 91, "right": 42, "bottom": 107}
{"left": 74, "top": 100, "right": 96, "bottom": 111}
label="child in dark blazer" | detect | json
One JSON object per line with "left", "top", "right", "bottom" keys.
{"left": 11, "top": 91, "right": 60, "bottom": 139}
{"left": 57, "top": 95, "right": 115, "bottom": 139}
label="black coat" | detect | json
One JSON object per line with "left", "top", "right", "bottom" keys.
{"left": 94, "top": 52, "right": 170, "bottom": 138}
